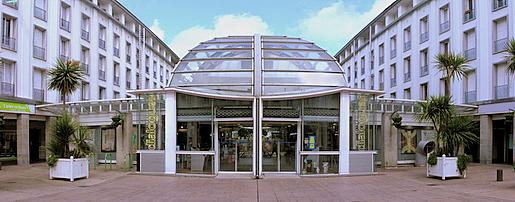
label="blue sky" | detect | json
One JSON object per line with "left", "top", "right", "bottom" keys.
{"left": 118, "top": 0, "right": 395, "bottom": 57}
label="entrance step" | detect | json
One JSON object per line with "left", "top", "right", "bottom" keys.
{"left": 262, "top": 173, "right": 300, "bottom": 178}
{"left": 216, "top": 173, "right": 254, "bottom": 179}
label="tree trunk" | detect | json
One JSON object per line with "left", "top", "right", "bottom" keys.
{"left": 445, "top": 78, "right": 451, "bottom": 97}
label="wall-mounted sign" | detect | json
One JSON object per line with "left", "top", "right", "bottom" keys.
{"left": 356, "top": 95, "right": 368, "bottom": 150}
{"left": 101, "top": 128, "right": 116, "bottom": 152}
{"left": 145, "top": 95, "right": 157, "bottom": 150}
{"left": 0, "top": 101, "right": 35, "bottom": 114}
{"left": 307, "top": 135, "right": 316, "bottom": 151}
{"left": 401, "top": 130, "right": 416, "bottom": 154}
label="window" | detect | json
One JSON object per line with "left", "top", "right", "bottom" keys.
{"left": 370, "top": 50, "right": 374, "bottom": 70}
{"left": 360, "top": 79, "right": 365, "bottom": 89}
{"left": 440, "top": 5, "right": 450, "bottom": 33}
{"left": 160, "top": 65, "right": 164, "bottom": 82}
{"left": 99, "top": 86, "right": 106, "bottom": 99}
{"left": 145, "top": 78, "right": 150, "bottom": 89}
{"left": 81, "top": 82, "right": 89, "bottom": 100}
{"left": 493, "top": 0, "right": 508, "bottom": 10}
{"left": 464, "top": 29, "right": 476, "bottom": 60}
{"left": 126, "top": 68, "right": 132, "bottom": 89}
{"left": 360, "top": 56, "right": 365, "bottom": 75}
{"left": 390, "top": 36, "right": 397, "bottom": 59}
{"left": 403, "top": 57, "right": 411, "bottom": 82}
{"left": 33, "top": 68, "right": 44, "bottom": 101}
{"left": 99, "top": 25, "right": 106, "bottom": 50}
{"left": 126, "top": 42, "right": 131, "bottom": 63}
{"left": 420, "top": 17, "right": 429, "bottom": 43}
{"left": 494, "top": 64, "right": 509, "bottom": 99}
{"left": 390, "top": 63, "right": 397, "bottom": 87}
{"left": 370, "top": 74, "right": 375, "bottom": 90}
{"left": 145, "top": 55, "right": 150, "bottom": 73}
{"left": 1, "top": 15, "right": 17, "bottom": 51}
{"left": 464, "top": 70, "right": 477, "bottom": 103}
{"left": 33, "top": 27, "right": 46, "bottom": 60}
{"left": 60, "top": 2, "right": 71, "bottom": 32}
{"left": 113, "top": 34, "right": 120, "bottom": 57}
{"left": 390, "top": 92, "right": 396, "bottom": 99}
{"left": 439, "top": 78, "right": 448, "bottom": 96}
{"left": 440, "top": 40, "right": 450, "bottom": 55}
{"left": 114, "top": 91, "right": 120, "bottom": 99}
{"left": 404, "top": 88, "right": 411, "bottom": 99}
{"left": 81, "top": 14, "right": 90, "bottom": 41}
{"left": 34, "top": 0, "right": 47, "bottom": 21}
{"left": 379, "top": 70, "right": 384, "bottom": 90}
{"left": 420, "top": 49, "right": 429, "bottom": 77}
{"left": 99, "top": 55, "right": 106, "bottom": 81}
{"left": 59, "top": 37, "right": 70, "bottom": 60}
{"left": 153, "top": 61, "right": 157, "bottom": 78}
{"left": 420, "top": 83, "right": 428, "bottom": 100}
{"left": 403, "top": 27, "right": 411, "bottom": 52}
{"left": 379, "top": 44, "right": 385, "bottom": 65}
{"left": 463, "top": 0, "right": 476, "bottom": 23}
{"left": 114, "top": 63, "right": 120, "bottom": 86}
{"left": 1, "top": 61, "right": 15, "bottom": 96}
{"left": 80, "top": 47, "right": 90, "bottom": 74}
{"left": 494, "top": 17, "right": 508, "bottom": 53}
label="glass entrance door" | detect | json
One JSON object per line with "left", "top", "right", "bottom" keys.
{"left": 218, "top": 122, "right": 253, "bottom": 172}
{"left": 262, "top": 122, "right": 298, "bottom": 172}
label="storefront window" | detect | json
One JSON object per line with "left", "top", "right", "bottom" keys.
{"left": 349, "top": 94, "right": 378, "bottom": 151}
{"left": 303, "top": 122, "right": 339, "bottom": 151}
{"left": 176, "top": 154, "right": 214, "bottom": 174}
{"left": 0, "top": 120, "right": 17, "bottom": 165}
{"left": 301, "top": 155, "right": 338, "bottom": 175}
{"left": 177, "top": 122, "right": 212, "bottom": 151}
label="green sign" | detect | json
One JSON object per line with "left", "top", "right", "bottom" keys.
{"left": 0, "top": 101, "right": 33, "bottom": 113}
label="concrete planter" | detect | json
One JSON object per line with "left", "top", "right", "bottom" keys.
{"left": 49, "top": 157, "right": 89, "bottom": 181}
{"left": 427, "top": 155, "right": 465, "bottom": 180}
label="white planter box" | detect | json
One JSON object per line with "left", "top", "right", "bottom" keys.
{"left": 426, "top": 155, "right": 465, "bottom": 180}
{"left": 49, "top": 157, "right": 89, "bottom": 182}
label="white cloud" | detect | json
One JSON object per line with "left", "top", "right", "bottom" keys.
{"left": 150, "top": 19, "right": 165, "bottom": 40}
{"left": 297, "top": 0, "right": 395, "bottom": 53}
{"left": 170, "top": 14, "right": 273, "bottom": 57}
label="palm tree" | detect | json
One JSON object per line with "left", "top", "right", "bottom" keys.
{"left": 434, "top": 53, "right": 469, "bottom": 96}
{"left": 48, "top": 59, "right": 84, "bottom": 111}
{"left": 416, "top": 96, "right": 455, "bottom": 154}
{"left": 442, "top": 116, "right": 479, "bottom": 156}
{"left": 504, "top": 39, "right": 515, "bottom": 74}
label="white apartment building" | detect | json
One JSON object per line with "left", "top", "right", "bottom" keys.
{"left": 336, "top": 0, "right": 515, "bottom": 165}
{"left": 0, "top": 0, "right": 179, "bottom": 165}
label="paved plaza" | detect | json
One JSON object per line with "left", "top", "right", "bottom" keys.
{"left": 1, "top": 164, "right": 515, "bottom": 201}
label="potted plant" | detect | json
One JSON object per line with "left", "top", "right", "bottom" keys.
{"left": 417, "top": 96, "right": 479, "bottom": 180}
{"left": 391, "top": 111, "right": 403, "bottom": 129}
{"left": 111, "top": 110, "right": 124, "bottom": 128}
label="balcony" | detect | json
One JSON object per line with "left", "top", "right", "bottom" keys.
{"left": 126, "top": 55, "right": 131, "bottom": 63}
{"left": 81, "top": 63, "right": 89, "bottom": 75}
{"left": 114, "top": 47, "right": 120, "bottom": 57}
{"left": 60, "top": 19, "right": 71, "bottom": 32}
{"left": 33, "top": 88, "right": 44, "bottom": 102}
{"left": 33, "top": 45, "right": 46, "bottom": 60}
{"left": 81, "top": 29, "right": 89, "bottom": 41}
{"left": 420, "top": 65, "right": 429, "bottom": 77}
{"left": 463, "top": 10, "right": 476, "bottom": 23}
{"left": 34, "top": 6, "right": 46, "bottom": 21}
{"left": 379, "top": 56, "right": 384, "bottom": 65}
{"left": 404, "top": 72, "right": 411, "bottom": 82}
{"left": 391, "top": 78, "right": 397, "bottom": 87}
{"left": 403, "top": 41, "right": 411, "bottom": 52}
{"left": 99, "top": 39, "right": 106, "bottom": 50}
{"left": 440, "top": 21, "right": 450, "bottom": 33}
{"left": 464, "top": 90, "right": 477, "bottom": 103}
{"left": 420, "top": 32, "right": 429, "bottom": 43}
{"left": 1, "top": 36, "right": 16, "bottom": 51}
{"left": 59, "top": 55, "right": 69, "bottom": 62}
{"left": 379, "top": 82, "right": 384, "bottom": 90}
{"left": 494, "top": 38, "right": 508, "bottom": 53}
{"left": 390, "top": 49, "right": 397, "bottom": 59}
{"left": 114, "top": 76, "right": 120, "bottom": 86}
{"left": 493, "top": 0, "right": 507, "bottom": 10}
{"left": 1, "top": 82, "right": 15, "bottom": 96}
{"left": 494, "top": 84, "right": 509, "bottom": 99}
{"left": 464, "top": 48, "right": 477, "bottom": 61}
{"left": 99, "top": 70, "right": 106, "bottom": 81}
{"left": 2, "top": 0, "right": 17, "bottom": 9}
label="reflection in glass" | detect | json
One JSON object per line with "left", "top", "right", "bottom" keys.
{"left": 263, "top": 50, "right": 333, "bottom": 60}
{"left": 262, "top": 42, "right": 321, "bottom": 50}
{"left": 177, "top": 154, "right": 214, "bottom": 174}
{"left": 194, "top": 43, "right": 252, "bottom": 50}
{"left": 262, "top": 122, "right": 297, "bottom": 172}
{"left": 263, "top": 60, "right": 341, "bottom": 72}
{"left": 301, "top": 155, "right": 338, "bottom": 175}
{"left": 171, "top": 72, "right": 252, "bottom": 86}
{"left": 176, "top": 122, "right": 212, "bottom": 151}
{"left": 184, "top": 50, "right": 252, "bottom": 59}
{"left": 263, "top": 72, "right": 345, "bottom": 86}
{"left": 218, "top": 122, "right": 253, "bottom": 172}
{"left": 263, "top": 86, "right": 338, "bottom": 96}
{"left": 175, "top": 60, "right": 252, "bottom": 72}
{"left": 303, "top": 122, "right": 339, "bottom": 151}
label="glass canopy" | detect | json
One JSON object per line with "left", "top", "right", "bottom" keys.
{"left": 169, "top": 35, "right": 347, "bottom": 96}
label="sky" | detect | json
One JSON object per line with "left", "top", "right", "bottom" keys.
{"left": 118, "top": 0, "right": 396, "bottom": 57}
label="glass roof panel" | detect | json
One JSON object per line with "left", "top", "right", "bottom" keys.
{"left": 263, "top": 86, "right": 339, "bottom": 96}
{"left": 262, "top": 42, "right": 322, "bottom": 50}
{"left": 179, "top": 86, "right": 253, "bottom": 96}
{"left": 175, "top": 60, "right": 253, "bottom": 72}
{"left": 184, "top": 50, "right": 252, "bottom": 59}
{"left": 194, "top": 43, "right": 252, "bottom": 50}
{"left": 206, "top": 37, "right": 253, "bottom": 43}
{"left": 263, "top": 50, "right": 333, "bottom": 60}
{"left": 263, "top": 72, "right": 345, "bottom": 86}
{"left": 171, "top": 72, "right": 253, "bottom": 86}
{"left": 263, "top": 59, "right": 341, "bottom": 72}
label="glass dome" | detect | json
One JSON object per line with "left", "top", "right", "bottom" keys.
{"left": 169, "top": 35, "right": 347, "bottom": 96}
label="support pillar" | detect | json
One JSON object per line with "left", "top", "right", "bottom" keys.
{"left": 382, "top": 113, "right": 397, "bottom": 167}
{"left": 44, "top": 117, "right": 56, "bottom": 160}
{"left": 480, "top": 115, "right": 493, "bottom": 164}
{"left": 16, "top": 114, "right": 30, "bottom": 166}
{"left": 116, "top": 112, "right": 133, "bottom": 167}
{"left": 164, "top": 91, "right": 176, "bottom": 174}
{"left": 512, "top": 114, "right": 515, "bottom": 164}
{"left": 339, "top": 92, "right": 350, "bottom": 175}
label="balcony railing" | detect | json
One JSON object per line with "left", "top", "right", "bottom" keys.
{"left": 420, "top": 32, "right": 429, "bottom": 43}
{"left": 494, "top": 38, "right": 508, "bottom": 53}
{"left": 33, "top": 45, "right": 46, "bottom": 60}
{"left": 113, "top": 47, "right": 120, "bottom": 57}
{"left": 440, "top": 21, "right": 450, "bottom": 33}
{"left": 464, "top": 10, "right": 476, "bottom": 23}
{"left": 379, "top": 82, "right": 384, "bottom": 90}
{"left": 114, "top": 76, "right": 120, "bottom": 86}
{"left": 33, "top": 88, "right": 44, "bottom": 101}
{"left": 404, "top": 72, "right": 411, "bottom": 82}
{"left": 379, "top": 56, "right": 384, "bottom": 65}
{"left": 59, "top": 55, "right": 69, "bottom": 62}
{"left": 99, "top": 70, "right": 106, "bottom": 81}
{"left": 2, "top": 0, "right": 17, "bottom": 9}
{"left": 81, "top": 29, "right": 89, "bottom": 41}
{"left": 390, "top": 49, "right": 397, "bottom": 59}
{"left": 494, "top": 84, "right": 509, "bottom": 99}
{"left": 1, "top": 36, "right": 16, "bottom": 51}
{"left": 34, "top": 6, "right": 46, "bottom": 21}
{"left": 493, "top": 0, "right": 507, "bottom": 10}
{"left": 464, "top": 48, "right": 477, "bottom": 61}
{"left": 60, "top": 19, "right": 71, "bottom": 32}
{"left": 420, "top": 65, "right": 429, "bottom": 77}
{"left": 81, "top": 63, "right": 89, "bottom": 75}
{"left": 126, "top": 55, "right": 131, "bottom": 63}
{"left": 391, "top": 78, "right": 397, "bottom": 87}
{"left": 464, "top": 90, "right": 477, "bottom": 103}
{"left": 404, "top": 41, "right": 411, "bottom": 52}
{"left": 1, "top": 82, "right": 15, "bottom": 96}
{"left": 99, "top": 39, "right": 106, "bottom": 50}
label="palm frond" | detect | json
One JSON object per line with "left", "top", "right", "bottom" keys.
{"left": 48, "top": 58, "right": 85, "bottom": 99}
{"left": 434, "top": 52, "right": 469, "bottom": 81}
{"left": 504, "top": 39, "right": 515, "bottom": 74}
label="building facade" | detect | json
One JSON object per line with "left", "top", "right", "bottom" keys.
{"left": 0, "top": 0, "right": 179, "bottom": 166}
{"left": 336, "top": 0, "right": 515, "bottom": 165}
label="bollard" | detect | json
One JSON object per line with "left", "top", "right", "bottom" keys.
{"left": 497, "top": 169, "right": 503, "bottom": 181}
{"left": 0, "top": 161, "right": 2, "bottom": 170}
